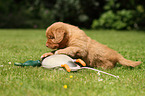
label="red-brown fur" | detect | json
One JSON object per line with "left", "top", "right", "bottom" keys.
{"left": 41, "top": 22, "right": 141, "bottom": 69}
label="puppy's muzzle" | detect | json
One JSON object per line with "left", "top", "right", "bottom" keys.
{"left": 46, "top": 43, "right": 59, "bottom": 49}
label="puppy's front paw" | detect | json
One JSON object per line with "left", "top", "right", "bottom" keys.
{"left": 41, "top": 52, "right": 53, "bottom": 59}
{"left": 55, "top": 49, "right": 67, "bottom": 55}
{"left": 55, "top": 49, "right": 75, "bottom": 57}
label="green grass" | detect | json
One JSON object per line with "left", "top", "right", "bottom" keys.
{"left": 0, "top": 29, "right": 145, "bottom": 96}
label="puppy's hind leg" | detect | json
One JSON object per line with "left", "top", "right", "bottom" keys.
{"left": 91, "top": 57, "right": 115, "bottom": 69}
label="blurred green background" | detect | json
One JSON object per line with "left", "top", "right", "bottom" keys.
{"left": 0, "top": 0, "right": 145, "bottom": 30}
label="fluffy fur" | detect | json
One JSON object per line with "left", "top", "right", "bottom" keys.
{"left": 41, "top": 22, "right": 141, "bottom": 69}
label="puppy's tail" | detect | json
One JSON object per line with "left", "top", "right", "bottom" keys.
{"left": 117, "top": 54, "right": 141, "bottom": 67}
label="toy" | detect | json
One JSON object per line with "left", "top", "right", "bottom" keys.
{"left": 14, "top": 54, "right": 119, "bottom": 78}
{"left": 14, "top": 54, "right": 86, "bottom": 72}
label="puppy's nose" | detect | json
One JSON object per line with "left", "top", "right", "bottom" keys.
{"left": 46, "top": 43, "right": 48, "bottom": 47}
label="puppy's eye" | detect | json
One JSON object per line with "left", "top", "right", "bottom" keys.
{"left": 48, "top": 36, "right": 54, "bottom": 39}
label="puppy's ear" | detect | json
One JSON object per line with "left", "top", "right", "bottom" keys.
{"left": 52, "top": 27, "right": 65, "bottom": 43}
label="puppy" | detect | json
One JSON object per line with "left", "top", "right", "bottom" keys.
{"left": 41, "top": 22, "right": 141, "bottom": 69}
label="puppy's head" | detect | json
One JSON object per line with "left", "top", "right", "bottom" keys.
{"left": 45, "top": 23, "right": 68, "bottom": 49}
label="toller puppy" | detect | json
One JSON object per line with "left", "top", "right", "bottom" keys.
{"left": 41, "top": 22, "right": 141, "bottom": 69}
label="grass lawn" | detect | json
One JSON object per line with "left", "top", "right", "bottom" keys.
{"left": 0, "top": 29, "right": 145, "bottom": 96}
